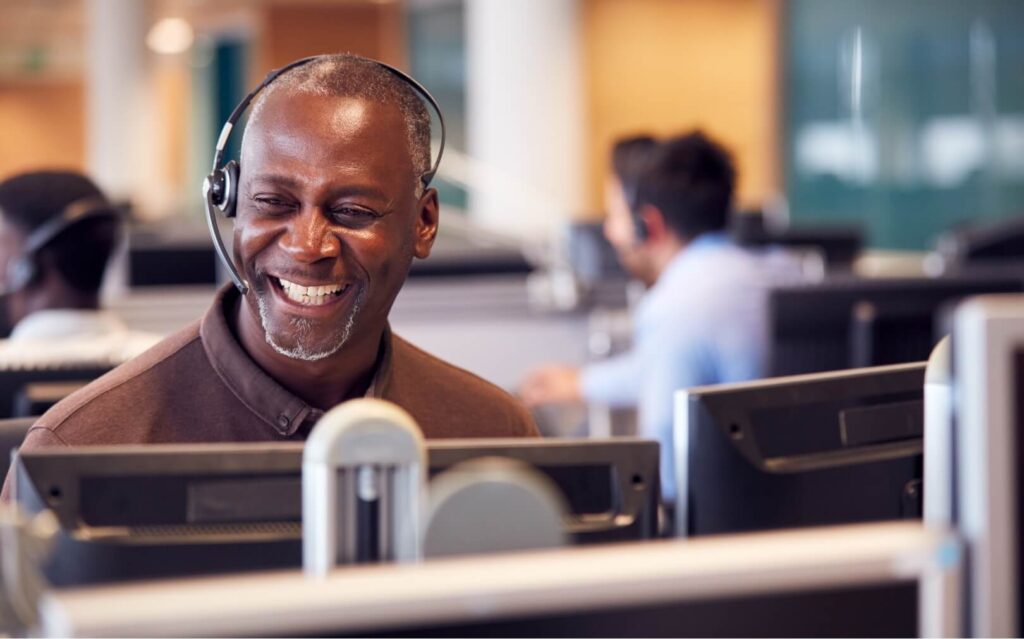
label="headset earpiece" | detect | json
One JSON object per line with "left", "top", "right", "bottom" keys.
{"left": 221, "top": 161, "right": 239, "bottom": 218}
{"left": 634, "top": 217, "right": 649, "bottom": 242}
{"left": 206, "top": 160, "right": 239, "bottom": 218}
{"left": 623, "top": 183, "right": 648, "bottom": 242}
{"left": 205, "top": 172, "right": 224, "bottom": 207}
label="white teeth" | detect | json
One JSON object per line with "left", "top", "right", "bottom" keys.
{"left": 276, "top": 277, "right": 344, "bottom": 305}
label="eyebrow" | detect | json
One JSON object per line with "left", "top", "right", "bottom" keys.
{"left": 247, "top": 174, "right": 391, "bottom": 202}
{"left": 247, "top": 174, "right": 303, "bottom": 190}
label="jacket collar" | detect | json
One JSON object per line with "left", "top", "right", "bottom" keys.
{"left": 199, "top": 285, "right": 391, "bottom": 437}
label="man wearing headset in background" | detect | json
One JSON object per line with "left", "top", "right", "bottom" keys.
{"left": 522, "top": 135, "right": 656, "bottom": 414}
{"left": 522, "top": 132, "right": 804, "bottom": 509}
{"left": 1, "top": 54, "right": 537, "bottom": 499}
{"left": 0, "top": 170, "right": 159, "bottom": 366}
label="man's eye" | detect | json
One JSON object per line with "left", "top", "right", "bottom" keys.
{"left": 252, "top": 196, "right": 295, "bottom": 212}
{"left": 331, "top": 206, "right": 378, "bottom": 220}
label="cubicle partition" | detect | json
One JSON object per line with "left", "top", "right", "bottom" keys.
{"left": 952, "top": 294, "right": 1024, "bottom": 637}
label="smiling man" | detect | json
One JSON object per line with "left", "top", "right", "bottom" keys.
{"left": 2, "top": 56, "right": 537, "bottom": 497}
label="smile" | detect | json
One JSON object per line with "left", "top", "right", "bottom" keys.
{"left": 273, "top": 276, "right": 349, "bottom": 307}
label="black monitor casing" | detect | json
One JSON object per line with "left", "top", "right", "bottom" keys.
{"left": 0, "top": 365, "right": 112, "bottom": 419}
{"left": 676, "top": 362, "right": 926, "bottom": 537}
{"left": 768, "top": 273, "right": 1024, "bottom": 376}
{"left": 15, "top": 438, "right": 659, "bottom": 587}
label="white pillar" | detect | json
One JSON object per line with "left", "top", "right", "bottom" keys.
{"left": 85, "top": 0, "right": 155, "bottom": 212}
{"left": 465, "top": 0, "right": 586, "bottom": 241}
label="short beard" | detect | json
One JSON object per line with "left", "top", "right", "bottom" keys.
{"left": 256, "top": 287, "right": 364, "bottom": 362}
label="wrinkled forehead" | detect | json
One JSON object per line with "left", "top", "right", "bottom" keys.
{"left": 243, "top": 90, "right": 409, "bottom": 158}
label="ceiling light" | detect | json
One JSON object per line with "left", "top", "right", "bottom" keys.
{"left": 146, "top": 17, "right": 194, "bottom": 55}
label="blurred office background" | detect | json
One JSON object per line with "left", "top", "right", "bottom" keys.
{"left": 3, "top": 0, "right": 1023, "bottom": 245}
{"left": 1, "top": 0, "right": 1023, "bottom": 429}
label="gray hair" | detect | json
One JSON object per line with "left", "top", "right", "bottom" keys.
{"left": 245, "top": 53, "right": 432, "bottom": 194}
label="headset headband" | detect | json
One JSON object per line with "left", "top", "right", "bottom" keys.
{"left": 22, "top": 197, "right": 118, "bottom": 256}
{"left": 210, "top": 57, "right": 447, "bottom": 185}
{"left": 203, "top": 55, "right": 447, "bottom": 295}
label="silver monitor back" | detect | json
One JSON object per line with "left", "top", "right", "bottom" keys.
{"left": 37, "top": 521, "right": 960, "bottom": 638}
{"left": 923, "top": 335, "right": 953, "bottom": 527}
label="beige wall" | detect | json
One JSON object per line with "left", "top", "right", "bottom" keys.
{"left": 582, "top": 0, "right": 781, "bottom": 213}
{"left": 259, "top": 2, "right": 407, "bottom": 75}
{"left": 151, "top": 60, "right": 190, "bottom": 211}
{"left": 0, "top": 0, "right": 781, "bottom": 212}
{"left": 0, "top": 81, "right": 85, "bottom": 179}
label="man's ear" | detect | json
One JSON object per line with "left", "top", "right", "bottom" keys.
{"left": 413, "top": 188, "right": 440, "bottom": 259}
{"left": 639, "top": 204, "right": 669, "bottom": 243}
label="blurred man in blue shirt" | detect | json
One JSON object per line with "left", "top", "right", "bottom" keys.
{"left": 522, "top": 132, "right": 803, "bottom": 504}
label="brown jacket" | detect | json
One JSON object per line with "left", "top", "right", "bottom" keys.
{"left": 2, "top": 287, "right": 538, "bottom": 499}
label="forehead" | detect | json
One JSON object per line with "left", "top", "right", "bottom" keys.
{"left": 241, "top": 91, "right": 413, "bottom": 187}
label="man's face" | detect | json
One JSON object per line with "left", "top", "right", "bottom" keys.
{"left": 234, "top": 92, "right": 438, "bottom": 361}
{"left": 602, "top": 176, "right": 653, "bottom": 285}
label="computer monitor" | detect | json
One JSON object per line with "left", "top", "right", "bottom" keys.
{"left": 405, "top": 218, "right": 533, "bottom": 278}
{"left": 407, "top": 247, "right": 532, "bottom": 278}
{"left": 768, "top": 273, "right": 1024, "bottom": 375}
{"left": 933, "top": 213, "right": 1024, "bottom": 273}
{"left": 566, "top": 221, "right": 630, "bottom": 286}
{"left": 0, "top": 365, "right": 112, "bottom": 419}
{"left": 675, "top": 362, "right": 926, "bottom": 537}
{"left": 128, "top": 244, "right": 218, "bottom": 287}
{"left": 14, "top": 438, "right": 659, "bottom": 586}
{"left": 951, "top": 293, "right": 1024, "bottom": 637}
{"left": 848, "top": 297, "right": 961, "bottom": 368}
{"left": 731, "top": 214, "right": 863, "bottom": 272}
{"left": 37, "top": 521, "right": 961, "bottom": 638}
{"left": 126, "top": 223, "right": 220, "bottom": 287}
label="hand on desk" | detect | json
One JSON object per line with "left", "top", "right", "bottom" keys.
{"left": 520, "top": 365, "right": 583, "bottom": 407}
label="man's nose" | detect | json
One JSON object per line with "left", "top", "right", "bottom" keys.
{"left": 279, "top": 207, "right": 341, "bottom": 262}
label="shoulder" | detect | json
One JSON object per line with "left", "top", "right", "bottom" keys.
{"left": 29, "top": 321, "right": 204, "bottom": 445}
{"left": 386, "top": 334, "right": 539, "bottom": 439}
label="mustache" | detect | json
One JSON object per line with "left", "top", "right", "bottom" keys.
{"left": 253, "top": 265, "right": 349, "bottom": 284}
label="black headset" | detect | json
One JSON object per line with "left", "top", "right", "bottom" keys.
{"left": 622, "top": 182, "right": 649, "bottom": 242}
{"left": 202, "top": 55, "right": 447, "bottom": 295}
{"left": 2, "top": 197, "right": 121, "bottom": 296}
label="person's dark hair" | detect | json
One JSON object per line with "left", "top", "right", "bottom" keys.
{"left": 610, "top": 134, "right": 658, "bottom": 200}
{"left": 246, "top": 53, "right": 432, "bottom": 194}
{"left": 634, "top": 131, "right": 736, "bottom": 240}
{"left": 0, "top": 170, "right": 120, "bottom": 294}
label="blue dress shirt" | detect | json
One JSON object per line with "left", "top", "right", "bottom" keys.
{"left": 580, "top": 233, "right": 805, "bottom": 501}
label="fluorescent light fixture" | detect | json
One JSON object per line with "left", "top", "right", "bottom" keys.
{"left": 146, "top": 17, "right": 194, "bottom": 55}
